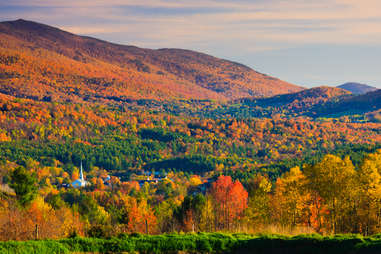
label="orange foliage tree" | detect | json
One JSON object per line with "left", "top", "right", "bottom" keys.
{"left": 210, "top": 175, "right": 248, "bottom": 231}
{"left": 127, "top": 198, "right": 157, "bottom": 234}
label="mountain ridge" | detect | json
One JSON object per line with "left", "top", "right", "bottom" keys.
{"left": 337, "top": 82, "right": 378, "bottom": 95}
{"left": 0, "top": 19, "right": 303, "bottom": 102}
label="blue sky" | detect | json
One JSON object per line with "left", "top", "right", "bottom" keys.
{"left": 1, "top": 0, "right": 381, "bottom": 88}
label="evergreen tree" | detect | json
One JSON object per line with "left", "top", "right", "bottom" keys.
{"left": 9, "top": 166, "right": 38, "bottom": 207}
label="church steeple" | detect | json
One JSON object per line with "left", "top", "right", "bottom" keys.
{"left": 80, "top": 161, "right": 84, "bottom": 181}
{"left": 72, "top": 161, "right": 88, "bottom": 188}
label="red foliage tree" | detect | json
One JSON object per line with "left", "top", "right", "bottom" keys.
{"left": 210, "top": 175, "right": 248, "bottom": 231}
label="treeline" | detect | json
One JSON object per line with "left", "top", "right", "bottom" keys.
{"left": 0, "top": 138, "right": 162, "bottom": 172}
{"left": 0, "top": 138, "right": 379, "bottom": 183}
{"left": 170, "top": 151, "right": 381, "bottom": 236}
{"left": 1, "top": 150, "right": 381, "bottom": 241}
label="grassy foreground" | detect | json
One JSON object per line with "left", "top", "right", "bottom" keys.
{"left": 1, "top": 233, "right": 381, "bottom": 254}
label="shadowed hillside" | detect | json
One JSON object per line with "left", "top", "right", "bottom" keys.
{"left": 201, "top": 86, "right": 352, "bottom": 118}
{"left": 309, "top": 89, "right": 381, "bottom": 117}
{"left": 239, "top": 86, "right": 350, "bottom": 108}
{"left": 187, "top": 86, "right": 381, "bottom": 120}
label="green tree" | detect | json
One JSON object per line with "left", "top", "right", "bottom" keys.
{"left": 9, "top": 166, "right": 38, "bottom": 207}
{"left": 245, "top": 174, "right": 272, "bottom": 229}
{"left": 174, "top": 194, "right": 206, "bottom": 232}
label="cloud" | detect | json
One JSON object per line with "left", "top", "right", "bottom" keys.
{"left": 2, "top": 0, "right": 380, "bottom": 50}
{"left": 59, "top": 26, "right": 121, "bottom": 35}
{"left": 1, "top": 0, "right": 381, "bottom": 86}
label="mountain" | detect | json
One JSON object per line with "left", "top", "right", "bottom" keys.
{"left": 337, "top": 82, "right": 378, "bottom": 95}
{"left": 0, "top": 19, "right": 303, "bottom": 103}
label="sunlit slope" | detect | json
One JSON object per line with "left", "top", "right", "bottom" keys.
{"left": 0, "top": 19, "right": 303, "bottom": 103}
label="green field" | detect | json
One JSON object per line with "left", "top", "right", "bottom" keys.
{"left": 1, "top": 233, "right": 381, "bottom": 254}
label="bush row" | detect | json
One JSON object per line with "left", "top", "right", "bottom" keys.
{"left": 1, "top": 233, "right": 381, "bottom": 254}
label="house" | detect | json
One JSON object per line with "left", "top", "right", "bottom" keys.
{"left": 137, "top": 173, "right": 168, "bottom": 187}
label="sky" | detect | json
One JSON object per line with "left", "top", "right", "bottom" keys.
{"left": 1, "top": 0, "right": 381, "bottom": 88}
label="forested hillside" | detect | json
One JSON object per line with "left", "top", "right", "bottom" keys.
{"left": 0, "top": 19, "right": 302, "bottom": 102}
{"left": 0, "top": 95, "right": 379, "bottom": 175}
{"left": 0, "top": 93, "right": 380, "bottom": 239}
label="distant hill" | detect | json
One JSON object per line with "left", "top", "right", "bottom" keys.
{"left": 241, "top": 86, "right": 381, "bottom": 119}
{"left": 242, "top": 86, "right": 350, "bottom": 107}
{"left": 0, "top": 19, "right": 303, "bottom": 103}
{"left": 236, "top": 86, "right": 350, "bottom": 114}
{"left": 242, "top": 86, "right": 381, "bottom": 119}
{"left": 189, "top": 86, "right": 381, "bottom": 120}
{"left": 337, "top": 82, "right": 378, "bottom": 95}
{"left": 308, "top": 89, "right": 381, "bottom": 117}
{"left": 189, "top": 86, "right": 352, "bottom": 118}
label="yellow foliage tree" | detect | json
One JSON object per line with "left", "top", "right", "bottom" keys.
{"left": 272, "top": 167, "right": 310, "bottom": 229}
{"left": 304, "top": 155, "right": 356, "bottom": 233}
{"left": 357, "top": 150, "right": 381, "bottom": 235}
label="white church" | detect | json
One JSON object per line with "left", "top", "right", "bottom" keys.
{"left": 72, "top": 162, "right": 89, "bottom": 188}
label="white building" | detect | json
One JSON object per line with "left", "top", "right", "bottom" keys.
{"left": 72, "top": 162, "right": 89, "bottom": 188}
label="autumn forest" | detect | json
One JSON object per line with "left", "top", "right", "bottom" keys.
{"left": 0, "top": 19, "right": 381, "bottom": 253}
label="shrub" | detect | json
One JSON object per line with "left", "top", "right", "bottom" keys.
{"left": 2, "top": 233, "right": 381, "bottom": 254}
